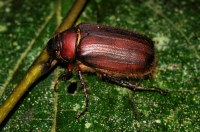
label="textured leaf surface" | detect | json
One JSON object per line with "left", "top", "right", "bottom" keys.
{"left": 0, "top": 0, "right": 200, "bottom": 131}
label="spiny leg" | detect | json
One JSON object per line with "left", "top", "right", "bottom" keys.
{"left": 122, "top": 81, "right": 168, "bottom": 95}
{"left": 75, "top": 70, "right": 89, "bottom": 119}
{"left": 102, "top": 74, "right": 168, "bottom": 95}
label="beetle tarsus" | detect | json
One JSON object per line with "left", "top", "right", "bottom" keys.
{"left": 102, "top": 73, "right": 168, "bottom": 95}
{"left": 126, "top": 82, "right": 168, "bottom": 95}
{"left": 54, "top": 80, "right": 59, "bottom": 92}
{"left": 75, "top": 71, "right": 89, "bottom": 119}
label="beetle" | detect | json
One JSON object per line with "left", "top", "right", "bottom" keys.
{"left": 46, "top": 23, "right": 167, "bottom": 119}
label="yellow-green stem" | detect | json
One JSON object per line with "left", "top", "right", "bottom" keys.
{"left": 0, "top": 0, "right": 88, "bottom": 124}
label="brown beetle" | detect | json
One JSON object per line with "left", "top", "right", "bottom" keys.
{"left": 47, "top": 23, "right": 167, "bottom": 118}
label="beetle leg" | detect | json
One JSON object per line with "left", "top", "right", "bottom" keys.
{"left": 123, "top": 81, "right": 168, "bottom": 95}
{"left": 75, "top": 70, "right": 89, "bottom": 119}
{"left": 54, "top": 70, "right": 72, "bottom": 92}
{"left": 54, "top": 64, "right": 73, "bottom": 92}
{"left": 102, "top": 74, "right": 168, "bottom": 95}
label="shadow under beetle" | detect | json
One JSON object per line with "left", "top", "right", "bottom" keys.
{"left": 46, "top": 23, "right": 168, "bottom": 119}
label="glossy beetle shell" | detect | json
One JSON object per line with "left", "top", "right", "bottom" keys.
{"left": 76, "top": 23, "right": 156, "bottom": 79}
{"left": 47, "top": 23, "right": 156, "bottom": 79}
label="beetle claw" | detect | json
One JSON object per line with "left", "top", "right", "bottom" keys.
{"left": 54, "top": 80, "right": 59, "bottom": 92}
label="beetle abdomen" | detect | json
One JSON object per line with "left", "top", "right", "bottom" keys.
{"left": 77, "top": 24, "right": 155, "bottom": 78}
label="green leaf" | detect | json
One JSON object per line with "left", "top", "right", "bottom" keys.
{"left": 0, "top": 0, "right": 200, "bottom": 131}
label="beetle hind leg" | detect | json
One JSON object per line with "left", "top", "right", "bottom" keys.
{"left": 102, "top": 74, "right": 168, "bottom": 95}
{"left": 75, "top": 70, "right": 89, "bottom": 119}
{"left": 123, "top": 81, "right": 168, "bottom": 95}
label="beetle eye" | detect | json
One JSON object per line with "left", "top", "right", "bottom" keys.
{"left": 55, "top": 50, "right": 61, "bottom": 58}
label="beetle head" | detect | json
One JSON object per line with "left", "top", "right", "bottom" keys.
{"left": 46, "top": 35, "right": 62, "bottom": 62}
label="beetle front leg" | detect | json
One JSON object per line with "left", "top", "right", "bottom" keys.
{"left": 54, "top": 70, "right": 72, "bottom": 92}
{"left": 102, "top": 74, "right": 168, "bottom": 95}
{"left": 75, "top": 70, "right": 89, "bottom": 119}
{"left": 54, "top": 64, "right": 73, "bottom": 92}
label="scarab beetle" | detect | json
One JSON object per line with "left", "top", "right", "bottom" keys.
{"left": 46, "top": 23, "right": 167, "bottom": 118}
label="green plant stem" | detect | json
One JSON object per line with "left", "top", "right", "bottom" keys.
{"left": 0, "top": 0, "right": 88, "bottom": 124}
